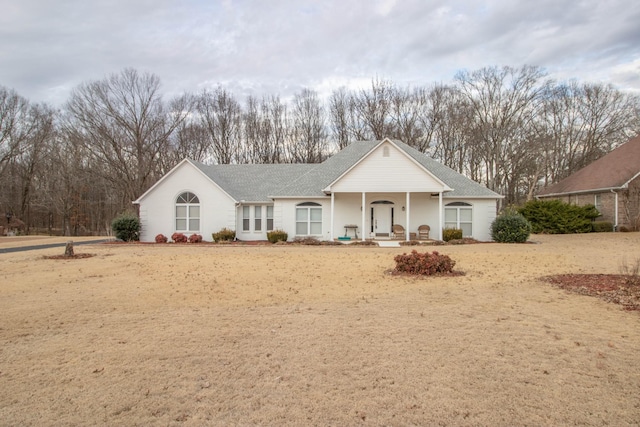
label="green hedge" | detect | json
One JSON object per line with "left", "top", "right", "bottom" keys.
{"left": 111, "top": 213, "right": 140, "bottom": 241}
{"left": 592, "top": 221, "right": 613, "bottom": 232}
{"left": 442, "top": 228, "right": 462, "bottom": 242}
{"left": 518, "top": 200, "right": 599, "bottom": 234}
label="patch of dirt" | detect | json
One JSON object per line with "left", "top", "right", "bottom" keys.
{"left": 543, "top": 274, "right": 640, "bottom": 311}
{"left": 43, "top": 253, "right": 96, "bottom": 260}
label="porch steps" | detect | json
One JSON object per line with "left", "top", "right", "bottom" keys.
{"left": 376, "top": 241, "right": 401, "bottom": 248}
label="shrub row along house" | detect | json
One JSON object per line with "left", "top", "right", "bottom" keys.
{"left": 537, "top": 135, "right": 640, "bottom": 231}
{"left": 134, "top": 138, "right": 502, "bottom": 242}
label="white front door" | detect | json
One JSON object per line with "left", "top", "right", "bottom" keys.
{"left": 372, "top": 204, "right": 393, "bottom": 236}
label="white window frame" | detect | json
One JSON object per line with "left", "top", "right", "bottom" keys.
{"left": 296, "top": 202, "right": 322, "bottom": 236}
{"left": 242, "top": 206, "right": 250, "bottom": 232}
{"left": 444, "top": 202, "right": 473, "bottom": 237}
{"left": 254, "top": 206, "right": 262, "bottom": 231}
{"left": 175, "top": 192, "right": 200, "bottom": 232}
{"left": 266, "top": 206, "right": 274, "bottom": 231}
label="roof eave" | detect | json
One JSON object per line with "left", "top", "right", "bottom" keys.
{"left": 537, "top": 185, "right": 626, "bottom": 198}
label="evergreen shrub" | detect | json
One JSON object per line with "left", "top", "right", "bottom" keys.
{"left": 491, "top": 208, "right": 532, "bottom": 243}
{"left": 518, "top": 200, "right": 599, "bottom": 234}
{"left": 266, "top": 230, "right": 288, "bottom": 243}
{"left": 442, "top": 228, "right": 463, "bottom": 242}
{"left": 591, "top": 221, "right": 613, "bottom": 233}
{"left": 212, "top": 228, "right": 235, "bottom": 242}
{"left": 111, "top": 213, "right": 141, "bottom": 241}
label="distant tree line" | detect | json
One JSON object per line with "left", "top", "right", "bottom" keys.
{"left": 1, "top": 65, "right": 639, "bottom": 235}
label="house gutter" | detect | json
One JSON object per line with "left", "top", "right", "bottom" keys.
{"left": 537, "top": 185, "right": 626, "bottom": 199}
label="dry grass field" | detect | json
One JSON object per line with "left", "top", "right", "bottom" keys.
{"left": 1, "top": 233, "right": 640, "bottom": 426}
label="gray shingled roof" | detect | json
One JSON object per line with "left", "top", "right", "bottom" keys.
{"left": 191, "top": 140, "right": 501, "bottom": 201}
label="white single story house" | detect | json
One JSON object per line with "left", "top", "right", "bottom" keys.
{"left": 134, "top": 138, "right": 502, "bottom": 242}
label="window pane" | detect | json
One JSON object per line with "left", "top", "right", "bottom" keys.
{"left": 267, "top": 218, "right": 274, "bottom": 231}
{"left": 310, "top": 208, "right": 322, "bottom": 221}
{"left": 255, "top": 206, "right": 261, "bottom": 217}
{"left": 310, "top": 222, "right": 322, "bottom": 235}
{"left": 243, "top": 218, "right": 250, "bottom": 231}
{"left": 460, "top": 208, "right": 472, "bottom": 222}
{"left": 190, "top": 206, "right": 200, "bottom": 218}
{"left": 444, "top": 223, "right": 457, "bottom": 229}
{"left": 176, "top": 206, "right": 187, "bottom": 217}
{"left": 461, "top": 223, "right": 472, "bottom": 237}
{"left": 296, "top": 222, "right": 308, "bottom": 235}
{"left": 255, "top": 219, "right": 262, "bottom": 231}
{"left": 296, "top": 208, "right": 308, "bottom": 221}
{"left": 243, "top": 206, "right": 250, "bottom": 219}
{"left": 176, "top": 219, "right": 187, "bottom": 230}
{"left": 267, "top": 206, "right": 273, "bottom": 218}
{"left": 189, "top": 219, "right": 200, "bottom": 231}
{"left": 445, "top": 208, "right": 457, "bottom": 222}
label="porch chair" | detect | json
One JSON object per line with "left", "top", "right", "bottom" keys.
{"left": 418, "top": 224, "right": 430, "bottom": 240}
{"left": 392, "top": 224, "right": 406, "bottom": 240}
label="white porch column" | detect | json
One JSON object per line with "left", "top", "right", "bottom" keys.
{"left": 330, "top": 192, "right": 335, "bottom": 240}
{"left": 361, "top": 192, "right": 366, "bottom": 241}
{"left": 438, "top": 192, "right": 443, "bottom": 240}
{"left": 405, "top": 192, "right": 410, "bottom": 241}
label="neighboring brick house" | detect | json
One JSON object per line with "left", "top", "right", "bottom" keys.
{"left": 537, "top": 135, "right": 640, "bottom": 231}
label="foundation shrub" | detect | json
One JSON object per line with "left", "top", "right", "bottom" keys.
{"left": 266, "top": 230, "right": 288, "bottom": 243}
{"left": 491, "top": 208, "right": 532, "bottom": 243}
{"left": 394, "top": 250, "right": 456, "bottom": 275}
{"left": 155, "top": 234, "right": 168, "bottom": 243}
{"left": 188, "top": 233, "right": 203, "bottom": 243}
{"left": 111, "top": 213, "right": 140, "bottom": 242}
{"left": 171, "top": 232, "right": 188, "bottom": 243}
{"left": 518, "top": 200, "right": 599, "bottom": 234}
{"left": 592, "top": 221, "right": 614, "bottom": 233}
{"left": 212, "top": 228, "right": 235, "bottom": 242}
{"left": 442, "top": 228, "right": 462, "bottom": 242}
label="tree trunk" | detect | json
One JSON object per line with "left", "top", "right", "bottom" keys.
{"left": 64, "top": 241, "right": 74, "bottom": 257}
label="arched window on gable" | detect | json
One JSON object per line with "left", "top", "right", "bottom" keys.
{"left": 176, "top": 192, "right": 200, "bottom": 232}
{"left": 296, "top": 202, "right": 322, "bottom": 236}
{"left": 444, "top": 202, "right": 472, "bottom": 237}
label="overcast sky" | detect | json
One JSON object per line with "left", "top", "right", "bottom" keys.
{"left": 1, "top": 0, "right": 639, "bottom": 106}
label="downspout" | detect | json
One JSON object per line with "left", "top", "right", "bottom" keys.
{"left": 234, "top": 202, "right": 240, "bottom": 241}
{"left": 611, "top": 189, "right": 618, "bottom": 231}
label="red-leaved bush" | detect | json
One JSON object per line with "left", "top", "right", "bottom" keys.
{"left": 171, "top": 232, "right": 188, "bottom": 243}
{"left": 393, "top": 250, "right": 456, "bottom": 275}
{"left": 188, "top": 233, "right": 203, "bottom": 243}
{"left": 155, "top": 234, "right": 168, "bottom": 243}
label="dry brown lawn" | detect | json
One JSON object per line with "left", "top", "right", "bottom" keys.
{"left": 1, "top": 233, "right": 640, "bottom": 426}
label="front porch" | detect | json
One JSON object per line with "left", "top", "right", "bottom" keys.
{"left": 329, "top": 191, "right": 444, "bottom": 242}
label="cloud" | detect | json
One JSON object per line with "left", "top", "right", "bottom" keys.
{"left": 1, "top": 0, "right": 639, "bottom": 105}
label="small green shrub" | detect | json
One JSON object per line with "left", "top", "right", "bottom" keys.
{"left": 519, "top": 200, "right": 599, "bottom": 234}
{"left": 592, "top": 221, "right": 613, "bottom": 233}
{"left": 393, "top": 250, "right": 456, "bottom": 275}
{"left": 442, "top": 228, "right": 462, "bottom": 242}
{"left": 171, "top": 232, "right": 187, "bottom": 243}
{"left": 111, "top": 213, "right": 141, "bottom": 242}
{"left": 188, "top": 233, "right": 203, "bottom": 243}
{"left": 267, "top": 229, "right": 288, "bottom": 243}
{"left": 491, "top": 208, "right": 532, "bottom": 243}
{"left": 155, "top": 234, "right": 168, "bottom": 243}
{"left": 212, "top": 228, "right": 235, "bottom": 242}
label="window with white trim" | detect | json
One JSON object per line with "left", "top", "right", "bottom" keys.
{"left": 242, "top": 206, "right": 250, "bottom": 231}
{"left": 444, "top": 202, "right": 472, "bottom": 237}
{"left": 254, "top": 206, "right": 262, "bottom": 231}
{"left": 296, "top": 202, "right": 322, "bottom": 235}
{"left": 175, "top": 192, "right": 200, "bottom": 232}
{"left": 266, "top": 206, "right": 274, "bottom": 231}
